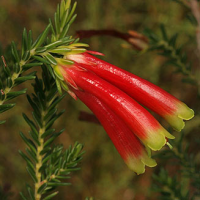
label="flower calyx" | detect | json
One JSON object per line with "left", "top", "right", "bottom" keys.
{"left": 48, "top": 43, "right": 89, "bottom": 95}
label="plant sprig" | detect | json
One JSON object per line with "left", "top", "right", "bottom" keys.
{"left": 144, "top": 25, "right": 197, "bottom": 85}
{"left": 152, "top": 132, "right": 200, "bottom": 199}
{"left": 0, "top": 0, "right": 79, "bottom": 123}
{"left": 152, "top": 168, "right": 190, "bottom": 200}
{"left": 19, "top": 65, "right": 84, "bottom": 200}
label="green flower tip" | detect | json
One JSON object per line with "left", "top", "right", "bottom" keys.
{"left": 144, "top": 127, "right": 174, "bottom": 151}
{"left": 177, "top": 103, "right": 194, "bottom": 120}
{"left": 165, "top": 103, "right": 194, "bottom": 132}
{"left": 126, "top": 152, "right": 157, "bottom": 175}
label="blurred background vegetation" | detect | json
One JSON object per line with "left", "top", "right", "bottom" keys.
{"left": 0, "top": 0, "right": 199, "bottom": 199}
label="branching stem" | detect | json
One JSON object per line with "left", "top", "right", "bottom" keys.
{"left": 0, "top": 58, "right": 32, "bottom": 106}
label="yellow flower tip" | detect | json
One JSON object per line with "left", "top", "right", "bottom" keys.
{"left": 177, "top": 103, "right": 194, "bottom": 120}
{"left": 165, "top": 102, "right": 194, "bottom": 132}
{"left": 145, "top": 129, "right": 166, "bottom": 151}
{"left": 162, "top": 128, "right": 175, "bottom": 139}
{"left": 126, "top": 156, "right": 145, "bottom": 175}
{"left": 126, "top": 150, "right": 157, "bottom": 175}
{"left": 141, "top": 153, "right": 157, "bottom": 168}
{"left": 165, "top": 114, "right": 185, "bottom": 132}
{"left": 144, "top": 126, "right": 174, "bottom": 151}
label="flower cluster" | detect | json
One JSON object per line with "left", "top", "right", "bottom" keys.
{"left": 52, "top": 49, "right": 194, "bottom": 174}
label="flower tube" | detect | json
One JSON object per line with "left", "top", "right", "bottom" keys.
{"left": 66, "top": 52, "right": 194, "bottom": 131}
{"left": 73, "top": 89, "right": 156, "bottom": 174}
{"left": 57, "top": 64, "right": 174, "bottom": 151}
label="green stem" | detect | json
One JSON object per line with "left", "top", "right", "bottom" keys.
{"left": 34, "top": 94, "right": 57, "bottom": 200}
{"left": 35, "top": 111, "right": 46, "bottom": 200}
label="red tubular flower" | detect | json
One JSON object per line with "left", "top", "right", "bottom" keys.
{"left": 57, "top": 64, "right": 174, "bottom": 151}
{"left": 73, "top": 89, "right": 156, "bottom": 174}
{"left": 66, "top": 52, "right": 194, "bottom": 131}
{"left": 51, "top": 47, "right": 194, "bottom": 173}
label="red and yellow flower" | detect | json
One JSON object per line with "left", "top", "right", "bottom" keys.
{"left": 66, "top": 51, "right": 194, "bottom": 132}
{"left": 74, "top": 90, "right": 156, "bottom": 175}
{"left": 51, "top": 48, "right": 194, "bottom": 174}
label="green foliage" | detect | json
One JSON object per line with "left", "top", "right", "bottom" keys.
{"left": 152, "top": 168, "right": 190, "bottom": 200}
{"left": 50, "top": 0, "right": 77, "bottom": 42}
{"left": 19, "top": 66, "right": 84, "bottom": 200}
{"left": 142, "top": 2, "right": 200, "bottom": 199}
{"left": 144, "top": 25, "right": 195, "bottom": 81}
{"left": 0, "top": 0, "right": 79, "bottom": 122}
{"left": 153, "top": 132, "right": 200, "bottom": 199}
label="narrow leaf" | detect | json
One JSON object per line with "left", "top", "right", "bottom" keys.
{"left": 20, "top": 192, "right": 28, "bottom": 200}
{"left": 28, "top": 30, "right": 33, "bottom": 50}
{"left": 23, "top": 113, "right": 39, "bottom": 136}
{"left": 45, "top": 111, "right": 65, "bottom": 130}
{"left": 35, "top": 47, "right": 47, "bottom": 53}
{"left": 54, "top": 65, "right": 64, "bottom": 81}
{"left": 0, "top": 120, "right": 6, "bottom": 125}
{"left": 46, "top": 64, "right": 56, "bottom": 79}
{"left": 19, "top": 132, "right": 37, "bottom": 154}
{"left": 49, "top": 47, "right": 71, "bottom": 54}
{"left": 67, "top": 2, "right": 77, "bottom": 23}
{"left": 15, "top": 76, "right": 36, "bottom": 85}
{"left": 32, "top": 24, "right": 51, "bottom": 49}
{"left": 45, "top": 40, "right": 69, "bottom": 50}
{"left": 60, "top": 24, "right": 70, "bottom": 39}
{"left": 38, "top": 183, "right": 47, "bottom": 194}
{"left": 26, "top": 147, "right": 38, "bottom": 162}
{"left": 26, "top": 166, "right": 38, "bottom": 183}
{"left": 49, "top": 19, "right": 56, "bottom": 38}
{"left": 33, "top": 55, "right": 50, "bottom": 64}
{"left": 44, "top": 53, "right": 57, "bottom": 65}
{"left": 0, "top": 104, "right": 16, "bottom": 113}
{"left": 55, "top": 78, "right": 62, "bottom": 95}
{"left": 22, "top": 28, "right": 28, "bottom": 57}
{"left": 60, "top": 9, "right": 69, "bottom": 30}
{"left": 43, "top": 191, "right": 59, "bottom": 200}
{"left": 47, "top": 182, "right": 71, "bottom": 186}
{"left": 41, "top": 129, "right": 55, "bottom": 138}
{"left": 11, "top": 41, "right": 20, "bottom": 62}
{"left": 68, "top": 14, "right": 77, "bottom": 26}
{"left": 6, "top": 89, "right": 27, "bottom": 101}
{"left": 27, "top": 185, "right": 35, "bottom": 200}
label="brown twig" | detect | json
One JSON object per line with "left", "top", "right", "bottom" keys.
{"left": 76, "top": 29, "right": 148, "bottom": 51}
{"left": 78, "top": 111, "right": 100, "bottom": 125}
{"left": 0, "top": 89, "right": 4, "bottom": 95}
{"left": 1, "top": 56, "right": 7, "bottom": 67}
